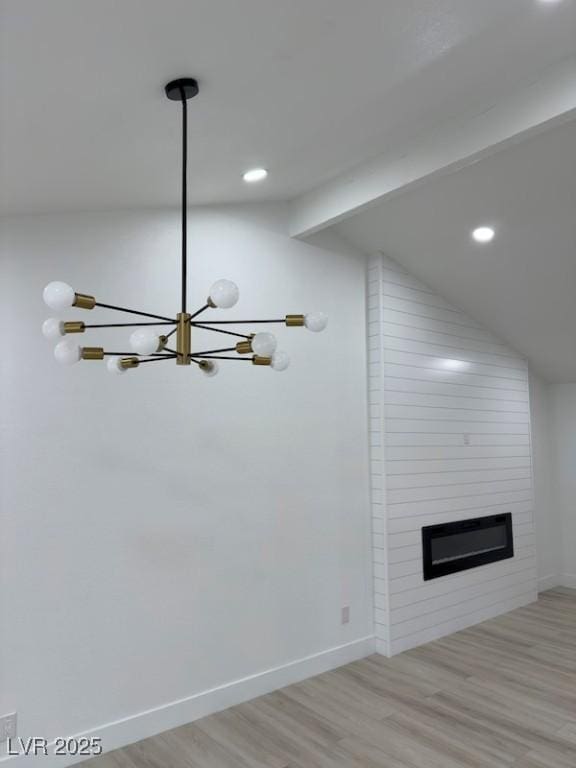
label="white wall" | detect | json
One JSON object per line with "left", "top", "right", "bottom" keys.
{"left": 529, "top": 373, "right": 562, "bottom": 590}
{"left": 368, "top": 254, "right": 538, "bottom": 656}
{"left": 549, "top": 383, "right": 576, "bottom": 588}
{"left": 0, "top": 204, "right": 373, "bottom": 761}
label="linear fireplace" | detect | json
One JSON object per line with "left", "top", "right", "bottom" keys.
{"left": 422, "top": 513, "right": 514, "bottom": 581}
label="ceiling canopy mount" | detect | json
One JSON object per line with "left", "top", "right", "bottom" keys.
{"left": 164, "top": 78, "right": 199, "bottom": 101}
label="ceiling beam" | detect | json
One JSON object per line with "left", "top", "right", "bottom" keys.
{"left": 289, "top": 58, "right": 576, "bottom": 239}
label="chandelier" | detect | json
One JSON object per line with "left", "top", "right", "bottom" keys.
{"left": 42, "top": 78, "right": 327, "bottom": 376}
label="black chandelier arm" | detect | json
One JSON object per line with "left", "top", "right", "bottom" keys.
{"left": 139, "top": 355, "right": 178, "bottom": 364}
{"left": 94, "top": 302, "right": 174, "bottom": 323}
{"left": 102, "top": 352, "right": 176, "bottom": 357}
{"left": 191, "top": 346, "right": 237, "bottom": 356}
{"left": 84, "top": 321, "right": 177, "bottom": 329}
{"left": 190, "top": 302, "right": 210, "bottom": 319}
{"left": 191, "top": 318, "right": 285, "bottom": 325}
{"left": 189, "top": 354, "right": 252, "bottom": 361}
{"left": 191, "top": 323, "right": 251, "bottom": 340}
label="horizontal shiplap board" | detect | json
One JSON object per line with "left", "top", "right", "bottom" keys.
{"left": 384, "top": 363, "right": 528, "bottom": 391}
{"left": 387, "top": 467, "right": 531, "bottom": 489}
{"left": 381, "top": 308, "right": 505, "bottom": 345}
{"left": 387, "top": 457, "right": 532, "bottom": 474}
{"left": 384, "top": 420, "right": 530, "bottom": 435}
{"left": 389, "top": 548, "right": 536, "bottom": 593}
{"left": 389, "top": 581, "right": 535, "bottom": 638}
{"left": 387, "top": 478, "right": 532, "bottom": 504}
{"left": 384, "top": 377, "right": 529, "bottom": 402}
{"left": 375, "top": 295, "right": 485, "bottom": 329}
{"left": 384, "top": 405, "right": 529, "bottom": 423}
{"left": 383, "top": 390, "right": 529, "bottom": 412}
{"left": 391, "top": 569, "right": 535, "bottom": 624}
{"left": 386, "top": 445, "right": 531, "bottom": 460}
{"left": 381, "top": 281, "right": 468, "bottom": 314}
{"left": 381, "top": 336, "right": 526, "bottom": 371}
{"left": 387, "top": 489, "right": 533, "bottom": 518}
{"left": 387, "top": 501, "right": 533, "bottom": 533}
{"left": 390, "top": 556, "right": 536, "bottom": 606}
{"left": 383, "top": 350, "right": 527, "bottom": 381}
{"left": 381, "top": 321, "right": 518, "bottom": 358}
{"left": 386, "top": 433, "right": 530, "bottom": 447}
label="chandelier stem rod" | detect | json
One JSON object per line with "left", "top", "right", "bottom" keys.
{"left": 192, "top": 324, "right": 251, "bottom": 340}
{"left": 163, "top": 302, "right": 211, "bottom": 341}
{"left": 181, "top": 87, "right": 188, "bottom": 314}
{"left": 94, "top": 302, "right": 174, "bottom": 322}
{"left": 85, "top": 321, "right": 176, "bottom": 329}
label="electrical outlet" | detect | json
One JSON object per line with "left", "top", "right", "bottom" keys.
{"left": 0, "top": 713, "right": 17, "bottom": 742}
{"left": 341, "top": 606, "right": 350, "bottom": 625}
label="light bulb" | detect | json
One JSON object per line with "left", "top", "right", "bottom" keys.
{"left": 42, "top": 318, "right": 65, "bottom": 340}
{"left": 209, "top": 279, "right": 239, "bottom": 309}
{"left": 54, "top": 340, "right": 81, "bottom": 365}
{"left": 200, "top": 360, "right": 219, "bottom": 377}
{"left": 107, "top": 357, "right": 127, "bottom": 375}
{"left": 304, "top": 312, "right": 328, "bottom": 332}
{"left": 130, "top": 329, "right": 161, "bottom": 355}
{"left": 271, "top": 350, "right": 290, "bottom": 371}
{"left": 251, "top": 332, "right": 277, "bottom": 357}
{"left": 43, "top": 281, "right": 75, "bottom": 311}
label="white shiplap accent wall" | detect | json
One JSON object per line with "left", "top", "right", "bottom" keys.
{"left": 367, "top": 254, "right": 538, "bottom": 656}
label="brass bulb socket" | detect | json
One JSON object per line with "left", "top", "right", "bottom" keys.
{"left": 199, "top": 360, "right": 214, "bottom": 372}
{"left": 207, "top": 296, "right": 217, "bottom": 308}
{"left": 176, "top": 312, "right": 192, "bottom": 365}
{"left": 285, "top": 314, "right": 305, "bottom": 327}
{"left": 157, "top": 335, "right": 168, "bottom": 351}
{"left": 63, "top": 321, "right": 85, "bottom": 334}
{"left": 252, "top": 355, "right": 272, "bottom": 366}
{"left": 81, "top": 347, "right": 104, "bottom": 361}
{"left": 236, "top": 340, "right": 253, "bottom": 354}
{"left": 73, "top": 293, "right": 96, "bottom": 310}
{"left": 119, "top": 357, "right": 140, "bottom": 370}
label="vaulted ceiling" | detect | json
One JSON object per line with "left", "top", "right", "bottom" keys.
{"left": 333, "top": 118, "right": 576, "bottom": 383}
{"left": 2, "top": 0, "right": 576, "bottom": 381}
{"left": 1, "top": 0, "right": 574, "bottom": 214}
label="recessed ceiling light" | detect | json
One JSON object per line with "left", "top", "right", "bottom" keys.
{"left": 472, "top": 226, "right": 495, "bottom": 244}
{"left": 243, "top": 168, "right": 268, "bottom": 183}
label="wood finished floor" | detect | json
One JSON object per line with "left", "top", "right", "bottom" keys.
{"left": 81, "top": 588, "right": 576, "bottom": 768}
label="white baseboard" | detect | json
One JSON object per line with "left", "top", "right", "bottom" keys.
{"left": 560, "top": 573, "right": 576, "bottom": 589}
{"left": 538, "top": 574, "right": 562, "bottom": 592}
{"left": 0, "top": 635, "right": 375, "bottom": 767}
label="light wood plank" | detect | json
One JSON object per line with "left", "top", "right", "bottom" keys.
{"left": 80, "top": 589, "right": 576, "bottom": 768}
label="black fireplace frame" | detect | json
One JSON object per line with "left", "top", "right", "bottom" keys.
{"left": 422, "top": 513, "right": 514, "bottom": 581}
